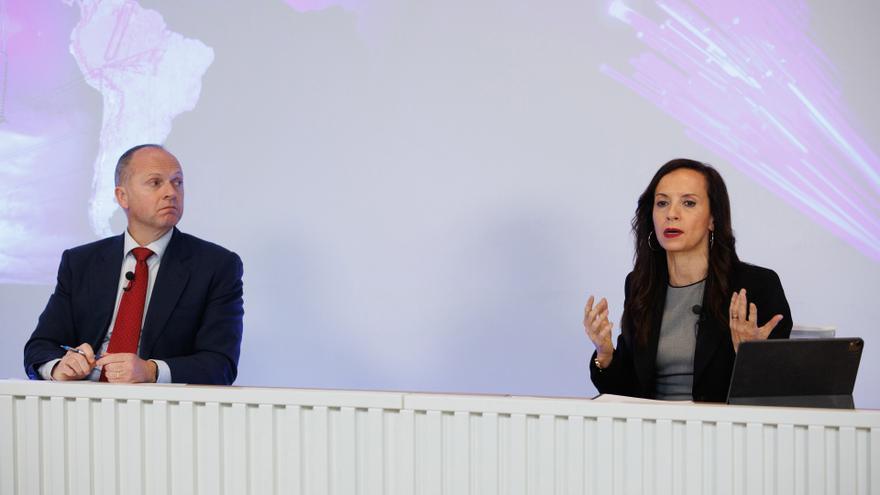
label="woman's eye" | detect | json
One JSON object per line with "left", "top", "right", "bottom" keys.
{"left": 656, "top": 200, "right": 668, "bottom": 207}
{"left": 684, "top": 200, "right": 696, "bottom": 207}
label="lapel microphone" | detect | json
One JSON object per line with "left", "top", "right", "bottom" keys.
{"left": 692, "top": 304, "right": 704, "bottom": 336}
{"left": 123, "top": 271, "right": 135, "bottom": 292}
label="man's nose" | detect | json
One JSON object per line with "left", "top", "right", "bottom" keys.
{"left": 162, "top": 181, "right": 178, "bottom": 199}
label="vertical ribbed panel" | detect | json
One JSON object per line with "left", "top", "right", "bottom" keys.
{"left": 552, "top": 415, "right": 566, "bottom": 495}
{"left": 44, "top": 397, "right": 66, "bottom": 495}
{"left": 306, "top": 406, "right": 329, "bottom": 495}
{"left": 625, "top": 417, "right": 643, "bottom": 495}
{"left": 508, "top": 413, "right": 527, "bottom": 495}
{"left": 839, "top": 426, "right": 857, "bottom": 495}
{"left": 671, "top": 419, "right": 685, "bottom": 495}
{"left": 715, "top": 421, "right": 733, "bottom": 495}
{"left": 596, "top": 416, "right": 613, "bottom": 493}
{"left": 225, "top": 402, "right": 248, "bottom": 493}
{"left": 1, "top": 385, "right": 879, "bottom": 495}
{"left": 196, "top": 402, "right": 220, "bottom": 495}
{"left": 394, "top": 409, "right": 415, "bottom": 495}
{"left": 277, "top": 405, "right": 303, "bottom": 495}
{"left": 871, "top": 428, "right": 880, "bottom": 495}
{"left": 808, "top": 424, "right": 825, "bottom": 495}
{"left": 418, "top": 410, "right": 442, "bottom": 495}
{"left": 363, "top": 407, "right": 385, "bottom": 495}
{"left": 581, "top": 417, "right": 595, "bottom": 495}
{"left": 93, "top": 398, "right": 115, "bottom": 495}
{"left": 654, "top": 418, "right": 672, "bottom": 495}
{"left": 746, "top": 422, "right": 763, "bottom": 495}
{"left": 565, "top": 416, "right": 583, "bottom": 495}
{"left": 144, "top": 400, "right": 169, "bottom": 495}
{"left": 0, "top": 395, "right": 12, "bottom": 495}
{"left": 71, "top": 397, "right": 91, "bottom": 495}
{"left": 169, "top": 401, "right": 194, "bottom": 494}
{"left": 685, "top": 420, "right": 702, "bottom": 495}
{"left": 119, "top": 399, "right": 142, "bottom": 495}
{"left": 776, "top": 423, "right": 795, "bottom": 495}
{"left": 480, "top": 412, "right": 500, "bottom": 495}
{"left": 19, "top": 397, "right": 40, "bottom": 495}
{"left": 536, "top": 414, "right": 554, "bottom": 495}
{"left": 252, "top": 404, "right": 275, "bottom": 494}
{"left": 794, "top": 424, "right": 807, "bottom": 495}
{"left": 334, "top": 406, "right": 356, "bottom": 495}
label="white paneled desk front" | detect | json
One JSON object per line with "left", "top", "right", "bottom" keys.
{"left": 1, "top": 379, "right": 877, "bottom": 495}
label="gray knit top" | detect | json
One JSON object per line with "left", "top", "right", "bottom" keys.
{"left": 654, "top": 279, "right": 705, "bottom": 400}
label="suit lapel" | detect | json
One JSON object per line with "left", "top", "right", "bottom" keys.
{"left": 692, "top": 285, "right": 725, "bottom": 382}
{"left": 91, "top": 235, "right": 125, "bottom": 347}
{"left": 140, "top": 229, "right": 190, "bottom": 358}
{"left": 632, "top": 284, "right": 665, "bottom": 394}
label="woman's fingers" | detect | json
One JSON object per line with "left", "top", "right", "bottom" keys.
{"left": 759, "top": 314, "right": 784, "bottom": 338}
{"left": 584, "top": 297, "right": 608, "bottom": 328}
{"left": 737, "top": 289, "right": 748, "bottom": 321}
{"left": 729, "top": 291, "right": 737, "bottom": 319}
{"left": 583, "top": 295, "right": 614, "bottom": 352}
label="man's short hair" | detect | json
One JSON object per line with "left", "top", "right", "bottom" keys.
{"left": 115, "top": 144, "right": 165, "bottom": 186}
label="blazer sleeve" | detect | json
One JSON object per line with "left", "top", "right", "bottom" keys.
{"left": 161, "top": 250, "right": 244, "bottom": 385}
{"left": 752, "top": 267, "right": 792, "bottom": 339}
{"left": 23, "top": 250, "right": 76, "bottom": 379}
{"left": 589, "top": 273, "right": 639, "bottom": 396}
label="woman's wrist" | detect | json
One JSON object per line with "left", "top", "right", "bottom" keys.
{"left": 594, "top": 350, "right": 613, "bottom": 370}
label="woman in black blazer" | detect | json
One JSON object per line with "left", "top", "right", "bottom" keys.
{"left": 584, "top": 159, "right": 792, "bottom": 402}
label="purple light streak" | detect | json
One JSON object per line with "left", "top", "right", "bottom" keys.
{"left": 285, "top": 0, "right": 358, "bottom": 12}
{"left": 603, "top": 0, "right": 880, "bottom": 261}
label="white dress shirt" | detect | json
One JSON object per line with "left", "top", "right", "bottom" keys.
{"left": 40, "top": 228, "right": 174, "bottom": 382}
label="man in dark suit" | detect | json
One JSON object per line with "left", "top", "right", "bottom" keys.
{"left": 23, "top": 144, "right": 243, "bottom": 385}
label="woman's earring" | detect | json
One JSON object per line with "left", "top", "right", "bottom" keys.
{"left": 648, "top": 231, "right": 662, "bottom": 251}
{"left": 710, "top": 231, "right": 715, "bottom": 249}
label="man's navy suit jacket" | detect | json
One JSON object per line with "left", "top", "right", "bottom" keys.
{"left": 24, "top": 228, "right": 244, "bottom": 385}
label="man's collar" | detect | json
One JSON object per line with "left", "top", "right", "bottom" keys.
{"left": 123, "top": 228, "right": 174, "bottom": 261}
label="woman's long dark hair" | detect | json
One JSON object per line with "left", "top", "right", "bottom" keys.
{"left": 624, "top": 159, "right": 739, "bottom": 345}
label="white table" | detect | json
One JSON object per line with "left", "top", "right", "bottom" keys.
{"left": 1, "top": 380, "right": 877, "bottom": 495}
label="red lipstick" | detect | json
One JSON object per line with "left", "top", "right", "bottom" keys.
{"left": 663, "top": 228, "right": 683, "bottom": 239}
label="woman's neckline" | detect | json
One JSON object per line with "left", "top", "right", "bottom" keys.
{"left": 668, "top": 278, "right": 707, "bottom": 289}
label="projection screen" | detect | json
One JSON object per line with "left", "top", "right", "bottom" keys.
{"left": 2, "top": 0, "right": 878, "bottom": 406}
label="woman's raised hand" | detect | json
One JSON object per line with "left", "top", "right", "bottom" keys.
{"left": 584, "top": 295, "right": 615, "bottom": 366}
{"left": 729, "top": 288, "right": 784, "bottom": 352}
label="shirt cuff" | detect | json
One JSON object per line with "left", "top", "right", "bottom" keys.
{"left": 152, "top": 359, "right": 172, "bottom": 383}
{"left": 38, "top": 359, "right": 61, "bottom": 381}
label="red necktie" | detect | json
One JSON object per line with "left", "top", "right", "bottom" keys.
{"left": 100, "top": 247, "right": 153, "bottom": 381}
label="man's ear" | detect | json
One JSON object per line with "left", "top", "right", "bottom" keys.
{"left": 115, "top": 186, "right": 128, "bottom": 209}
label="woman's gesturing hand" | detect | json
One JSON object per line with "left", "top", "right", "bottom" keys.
{"left": 584, "top": 295, "right": 615, "bottom": 367}
{"left": 729, "top": 288, "right": 784, "bottom": 352}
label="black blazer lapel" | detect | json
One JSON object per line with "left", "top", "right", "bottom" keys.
{"left": 632, "top": 284, "right": 665, "bottom": 396}
{"left": 90, "top": 235, "right": 125, "bottom": 348}
{"left": 692, "top": 287, "right": 726, "bottom": 384}
{"left": 140, "top": 229, "right": 190, "bottom": 358}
